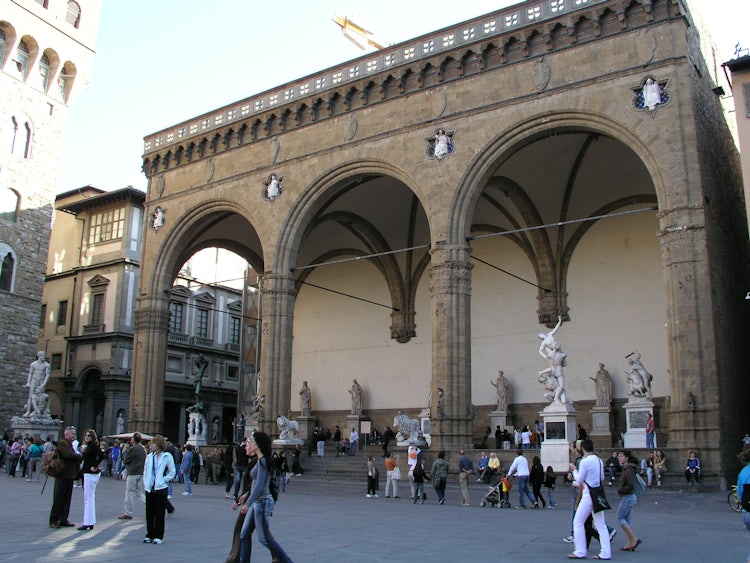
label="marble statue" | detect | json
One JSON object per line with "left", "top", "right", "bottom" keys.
{"left": 625, "top": 351, "right": 653, "bottom": 400}
{"left": 393, "top": 411, "right": 425, "bottom": 445}
{"left": 490, "top": 370, "right": 511, "bottom": 411}
{"left": 537, "top": 316, "right": 569, "bottom": 405}
{"left": 299, "top": 381, "right": 311, "bottom": 417}
{"left": 276, "top": 415, "right": 300, "bottom": 441}
{"left": 211, "top": 418, "right": 220, "bottom": 442}
{"left": 116, "top": 411, "right": 126, "bottom": 434}
{"left": 590, "top": 363, "right": 613, "bottom": 407}
{"left": 152, "top": 206, "right": 165, "bottom": 230}
{"left": 642, "top": 77, "right": 661, "bottom": 111}
{"left": 348, "top": 379, "right": 363, "bottom": 415}
{"left": 23, "top": 351, "right": 51, "bottom": 418}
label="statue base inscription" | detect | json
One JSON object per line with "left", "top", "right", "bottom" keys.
{"left": 589, "top": 406, "right": 613, "bottom": 449}
{"left": 11, "top": 417, "right": 63, "bottom": 441}
{"left": 622, "top": 400, "right": 655, "bottom": 449}
{"left": 540, "top": 403, "right": 579, "bottom": 472}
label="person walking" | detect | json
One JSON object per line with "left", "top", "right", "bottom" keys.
{"left": 507, "top": 450, "right": 537, "bottom": 509}
{"left": 530, "top": 455, "right": 547, "bottom": 508}
{"left": 430, "top": 450, "right": 450, "bottom": 505}
{"left": 143, "top": 434, "right": 176, "bottom": 544}
{"left": 457, "top": 449, "right": 474, "bottom": 506}
{"left": 407, "top": 444, "right": 421, "bottom": 499}
{"left": 118, "top": 432, "right": 147, "bottom": 520}
{"left": 78, "top": 429, "right": 106, "bottom": 531}
{"left": 223, "top": 443, "right": 235, "bottom": 499}
{"left": 615, "top": 451, "right": 642, "bottom": 552}
{"left": 181, "top": 444, "right": 194, "bottom": 496}
{"left": 568, "top": 438, "right": 611, "bottom": 560}
{"left": 26, "top": 438, "right": 43, "bottom": 482}
{"left": 544, "top": 465, "right": 557, "bottom": 508}
{"left": 49, "top": 426, "right": 82, "bottom": 528}
{"left": 238, "top": 431, "right": 293, "bottom": 562}
{"left": 412, "top": 455, "right": 428, "bottom": 503}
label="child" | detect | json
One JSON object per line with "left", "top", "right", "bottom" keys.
{"left": 500, "top": 474, "right": 512, "bottom": 508}
{"left": 544, "top": 465, "right": 557, "bottom": 508}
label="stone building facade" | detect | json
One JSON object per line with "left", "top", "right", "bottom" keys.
{"left": 134, "top": 0, "right": 749, "bottom": 481}
{"left": 39, "top": 186, "right": 248, "bottom": 443}
{"left": 0, "top": 0, "right": 99, "bottom": 433}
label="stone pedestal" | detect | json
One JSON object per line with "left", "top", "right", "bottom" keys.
{"left": 10, "top": 416, "right": 63, "bottom": 441}
{"left": 540, "top": 402, "right": 579, "bottom": 472}
{"left": 622, "top": 400, "right": 655, "bottom": 449}
{"left": 296, "top": 415, "right": 316, "bottom": 446}
{"left": 489, "top": 410, "right": 512, "bottom": 433}
{"left": 186, "top": 411, "right": 208, "bottom": 446}
{"left": 589, "top": 406, "right": 613, "bottom": 449}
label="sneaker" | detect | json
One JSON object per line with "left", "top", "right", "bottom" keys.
{"left": 563, "top": 535, "right": 575, "bottom": 543}
{"left": 366, "top": 494, "right": 372, "bottom": 498}
{"left": 609, "top": 528, "right": 617, "bottom": 541}
{"left": 167, "top": 495, "right": 172, "bottom": 499}
{"left": 117, "top": 514, "right": 133, "bottom": 520}
{"left": 439, "top": 498, "right": 445, "bottom": 505}
{"left": 143, "top": 538, "right": 152, "bottom": 544}
{"left": 225, "top": 494, "right": 233, "bottom": 499}
{"left": 181, "top": 492, "right": 192, "bottom": 496}
{"left": 372, "top": 494, "right": 378, "bottom": 497}
{"left": 152, "top": 538, "right": 163, "bottom": 545}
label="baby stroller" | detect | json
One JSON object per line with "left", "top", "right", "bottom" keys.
{"left": 479, "top": 481, "right": 502, "bottom": 508}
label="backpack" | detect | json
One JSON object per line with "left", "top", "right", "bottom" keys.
{"left": 42, "top": 448, "right": 65, "bottom": 478}
{"left": 633, "top": 472, "right": 646, "bottom": 499}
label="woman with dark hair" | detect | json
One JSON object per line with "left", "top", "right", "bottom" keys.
{"left": 143, "top": 434, "right": 176, "bottom": 544}
{"left": 530, "top": 455, "right": 546, "bottom": 508}
{"left": 429, "top": 450, "right": 450, "bottom": 505}
{"left": 78, "top": 429, "right": 106, "bottom": 531}
{"left": 616, "top": 451, "right": 642, "bottom": 551}
{"left": 239, "top": 432, "right": 293, "bottom": 562}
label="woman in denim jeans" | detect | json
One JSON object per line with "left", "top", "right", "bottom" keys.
{"left": 615, "top": 451, "right": 642, "bottom": 552}
{"left": 239, "top": 432, "right": 292, "bottom": 563}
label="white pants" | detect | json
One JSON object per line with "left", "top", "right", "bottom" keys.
{"left": 124, "top": 474, "right": 146, "bottom": 516}
{"left": 82, "top": 472, "right": 101, "bottom": 526}
{"left": 572, "top": 488, "right": 611, "bottom": 559}
{"left": 385, "top": 470, "right": 398, "bottom": 497}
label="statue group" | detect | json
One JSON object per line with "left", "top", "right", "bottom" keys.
{"left": 23, "top": 351, "right": 51, "bottom": 419}
{"left": 537, "top": 317, "right": 569, "bottom": 405}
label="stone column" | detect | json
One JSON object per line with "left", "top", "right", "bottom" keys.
{"left": 658, "top": 206, "right": 719, "bottom": 464}
{"left": 129, "top": 296, "right": 170, "bottom": 435}
{"left": 257, "top": 273, "right": 297, "bottom": 437}
{"left": 429, "top": 242, "right": 473, "bottom": 451}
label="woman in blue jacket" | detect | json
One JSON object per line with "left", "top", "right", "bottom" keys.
{"left": 142, "top": 434, "right": 176, "bottom": 545}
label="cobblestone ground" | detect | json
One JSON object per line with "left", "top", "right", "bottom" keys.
{"left": 1, "top": 469, "right": 747, "bottom": 562}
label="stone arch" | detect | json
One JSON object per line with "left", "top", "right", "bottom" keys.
{"left": 148, "top": 200, "right": 263, "bottom": 297}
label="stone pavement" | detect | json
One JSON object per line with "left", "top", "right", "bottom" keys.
{"left": 1, "top": 469, "right": 747, "bottom": 562}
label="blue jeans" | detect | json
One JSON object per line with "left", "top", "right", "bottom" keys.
{"left": 183, "top": 471, "right": 192, "bottom": 494}
{"left": 744, "top": 511, "right": 750, "bottom": 533}
{"left": 617, "top": 493, "right": 637, "bottom": 526}
{"left": 240, "top": 496, "right": 292, "bottom": 563}
{"left": 546, "top": 486, "right": 556, "bottom": 507}
{"left": 349, "top": 440, "right": 357, "bottom": 456}
{"left": 233, "top": 466, "right": 247, "bottom": 500}
{"left": 646, "top": 432, "right": 655, "bottom": 448}
{"left": 517, "top": 476, "right": 536, "bottom": 507}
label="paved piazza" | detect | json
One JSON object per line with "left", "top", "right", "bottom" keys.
{"left": 1, "top": 468, "right": 745, "bottom": 562}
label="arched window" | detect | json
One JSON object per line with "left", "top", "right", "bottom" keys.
{"left": 39, "top": 53, "right": 50, "bottom": 91}
{"left": 16, "top": 40, "right": 29, "bottom": 80}
{"left": 66, "top": 1, "right": 81, "bottom": 28}
{"left": 9, "top": 115, "right": 33, "bottom": 158}
{"left": 0, "top": 188, "right": 19, "bottom": 222}
{"left": 58, "top": 62, "right": 76, "bottom": 102}
{"left": 0, "top": 29, "right": 6, "bottom": 68}
{"left": 0, "top": 243, "right": 17, "bottom": 292}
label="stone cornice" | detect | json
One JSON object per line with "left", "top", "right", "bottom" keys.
{"left": 142, "top": 0, "right": 679, "bottom": 170}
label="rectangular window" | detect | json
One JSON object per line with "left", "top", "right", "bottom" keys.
{"left": 88, "top": 207, "right": 125, "bottom": 244}
{"left": 51, "top": 353, "right": 62, "bottom": 370}
{"left": 169, "top": 302, "right": 184, "bottom": 334}
{"left": 39, "top": 303, "right": 46, "bottom": 328}
{"left": 226, "top": 365, "right": 239, "bottom": 380}
{"left": 228, "top": 315, "right": 240, "bottom": 345}
{"left": 90, "top": 293, "right": 104, "bottom": 325}
{"left": 196, "top": 308, "right": 208, "bottom": 338}
{"left": 57, "top": 300, "right": 68, "bottom": 327}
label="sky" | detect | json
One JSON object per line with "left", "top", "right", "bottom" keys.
{"left": 57, "top": 0, "right": 748, "bottom": 194}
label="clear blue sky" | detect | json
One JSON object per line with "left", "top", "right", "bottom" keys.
{"left": 57, "top": 0, "right": 747, "bottom": 194}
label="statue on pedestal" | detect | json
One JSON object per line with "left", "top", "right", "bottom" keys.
{"left": 193, "top": 354, "right": 208, "bottom": 401}
{"left": 23, "top": 351, "right": 51, "bottom": 418}
{"left": 490, "top": 370, "right": 511, "bottom": 412}
{"left": 299, "top": 381, "right": 311, "bottom": 417}
{"left": 625, "top": 351, "right": 653, "bottom": 400}
{"left": 590, "top": 363, "right": 613, "bottom": 407}
{"left": 537, "top": 316, "right": 569, "bottom": 405}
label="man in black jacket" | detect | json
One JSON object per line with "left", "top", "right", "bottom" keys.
{"left": 49, "top": 426, "right": 82, "bottom": 528}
